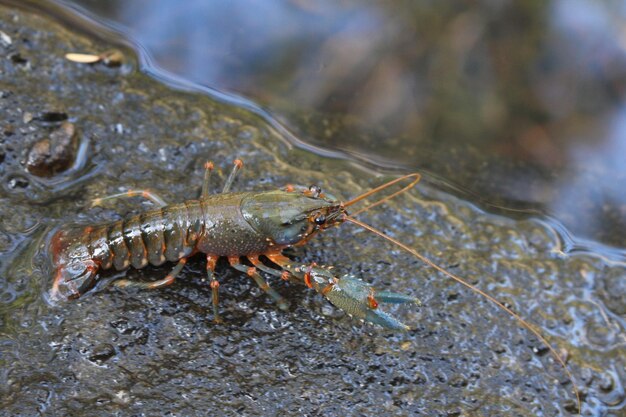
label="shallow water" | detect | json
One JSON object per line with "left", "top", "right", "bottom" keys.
{"left": 32, "top": 0, "right": 626, "bottom": 250}
{"left": 0, "top": 2, "right": 625, "bottom": 416}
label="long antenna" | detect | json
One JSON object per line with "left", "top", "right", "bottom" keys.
{"left": 344, "top": 216, "right": 581, "bottom": 415}
{"left": 343, "top": 173, "right": 421, "bottom": 213}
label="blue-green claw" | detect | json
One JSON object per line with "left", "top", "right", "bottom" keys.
{"left": 304, "top": 267, "right": 419, "bottom": 331}
{"left": 373, "top": 291, "right": 420, "bottom": 305}
{"left": 361, "top": 306, "right": 412, "bottom": 331}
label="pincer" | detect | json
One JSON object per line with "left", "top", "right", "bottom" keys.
{"left": 292, "top": 264, "right": 420, "bottom": 331}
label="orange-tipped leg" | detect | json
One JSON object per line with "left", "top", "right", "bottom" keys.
{"left": 201, "top": 161, "right": 214, "bottom": 198}
{"left": 265, "top": 252, "right": 292, "bottom": 268}
{"left": 114, "top": 258, "right": 186, "bottom": 290}
{"left": 91, "top": 189, "right": 168, "bottom": 208}
{"left": 229, "top": 257, "right": 289, "bottom": 311}
{"left": 206, "top": 254, "right": 222, "bottom": 323}
{"left": 222, "top": 159, "right": 243, "bottom": 193}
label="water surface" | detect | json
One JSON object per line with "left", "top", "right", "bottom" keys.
{"left": 46, "top": 0, "right": 626, "bottom": 249}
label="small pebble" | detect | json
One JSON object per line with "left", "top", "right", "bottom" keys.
{"left": 26, "top": 121, "right": 78, "bottom": 177}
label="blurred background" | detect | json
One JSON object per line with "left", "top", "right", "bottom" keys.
{"left": 42, "top": 0, "right": 626, "bottom": 250}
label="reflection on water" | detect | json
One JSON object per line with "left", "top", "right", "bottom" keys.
{"left": 554, "top": 104, "right": 626, "bottom": 244}
{"left": 53, "top": 0, "right": 626, "bottom": 248}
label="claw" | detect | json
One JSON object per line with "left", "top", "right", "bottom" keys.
{"left": 373, "top": 291, "right": 421, "bottom": 305}
{"left": 303, "top": 266, "right": 419, "bottom": 331}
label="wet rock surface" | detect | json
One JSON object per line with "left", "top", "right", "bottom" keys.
{"left": 0, "top": 5, "right": 624, "bottom": 417}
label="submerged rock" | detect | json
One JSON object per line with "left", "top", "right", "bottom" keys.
{"left": 26, "top": 121, "right": 78, "bottom": 177}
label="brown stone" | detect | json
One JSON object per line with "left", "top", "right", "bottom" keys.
{"left": 26, "top": 121, "right": 78, "bottom": 177}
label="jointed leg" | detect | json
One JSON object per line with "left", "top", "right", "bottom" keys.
{"left": 249, "top": 256, "right": 283, "bottom": 278}
{"left": 222, "top": 159, "right": 243, "bottom": 193}
{"left": 265, "top": 252, "right": 292, "bottom": 267}
{"left": 206, "top": 254, "right": 222, "bottom": 323}
{"left": 92, "top": 189, "right": 168, "bottom": 208}
{"left": 265, "top": 252, "right": 302, "bottom": 283}
{"left": 201, "top": 161, "right": 214, "bottom": 198}
{"left": 114, "top": 258, "right": 187, "bottom": 290}
{"left": 229, "top": 256, "right": 289, "bottom": 311}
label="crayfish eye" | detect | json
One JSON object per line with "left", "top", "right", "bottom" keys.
{"left": 308, "top": 185, "right": 322, "bottom": 197}
{"left": 314, "top": 214, "right": 326, "bottom": 225}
